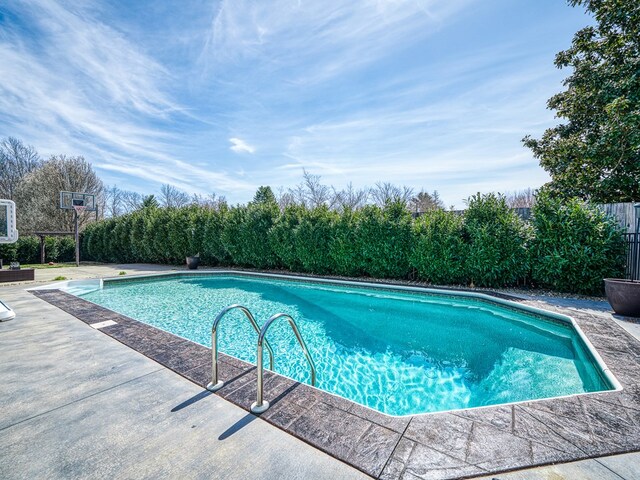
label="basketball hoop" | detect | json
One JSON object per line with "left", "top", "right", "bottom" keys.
{"left": 73, "top": 205, "right": 87, "bottom": 215}
{"left": 0, "top": 199, "right": 18, "bottom": 244}
{"left": 60, "top": 191, "right": 97, "bottom": 267}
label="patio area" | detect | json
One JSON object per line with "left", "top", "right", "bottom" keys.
{"left": 1, "top": 264, "right": 639, "bottom": 479}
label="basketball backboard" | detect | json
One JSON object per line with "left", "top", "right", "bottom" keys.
{"left": 0, "top": 199, "right": 18, "bottom": 244}
{"left": 60, "top": 191, "right": 97, "bottom": 211}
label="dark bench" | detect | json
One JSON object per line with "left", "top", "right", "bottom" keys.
{"left": 0, "top": 269, "right": 35, "bottom": 283}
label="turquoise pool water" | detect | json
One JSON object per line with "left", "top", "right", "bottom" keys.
{"left": 80, "top": 274, "right": 612, "bottom": 415}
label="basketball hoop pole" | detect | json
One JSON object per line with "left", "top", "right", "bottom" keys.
{"left": 74, "top": 208, "right": 80, "bottom": 267}
{"left": 72, "top": 205, "right": 86, "bottom": 267}
{"left": 61, "top": 192, "right": 95, "bottom": 267}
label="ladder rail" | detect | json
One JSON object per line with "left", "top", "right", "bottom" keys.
{"left": 206, "top": 304, "right": 275, "bottom": 392}
{"left": 251, "top": 312, "right": 316, "bottom": 413}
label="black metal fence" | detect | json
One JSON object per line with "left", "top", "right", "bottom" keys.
{"left": 624, "top": 233, "right": 640, "bottom": 281}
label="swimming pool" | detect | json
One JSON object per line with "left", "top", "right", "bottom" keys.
{"left": 79, "top": 273, "right": 615, "bottom": 416}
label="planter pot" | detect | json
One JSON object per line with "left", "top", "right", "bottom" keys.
{"left": 604, "top": 278, "right": 640, "bottom": 317}
{"left": 186, "top": 256, "right": 200, "bottom": 270}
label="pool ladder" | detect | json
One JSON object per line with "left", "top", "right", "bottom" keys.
{"left": 206, "top": 304, "right": 316, "bottom": 413}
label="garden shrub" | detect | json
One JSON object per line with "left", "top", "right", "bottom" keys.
{"left": 411, "top": 209, "right": 467, "bottom": 285}
{"left": 328, "top": 208, "right": 363, "bottom": 277}
{"left": 98, "top": 218, "right": 118, "bottom": 263}
{"left": 221, "top": 203, "right": 280, "bottom": 268}
{"left": 143, "top": 208, "right": 172, "bottom": 263}
{"left": 0, "top": 235, "right": 76, "bottom": 264}
{"left": 112, "top": 214, "right": 134, "bottom": 263}
{"left": 464, "top": 193, "right": 531, "bottom": 287}
{"left": 56, "top": 236, "right": 76, "bottom": 262}
{"left": 166, "top": 207, "right": 196, "bottom": 263}
{"left": 203, "top": 206, "right": 229, "bottom": 265}
{"left": 81, "top": 223, "right": 94, "bottom": 260}
{"left": 294, "top": 206, "right": 337, "bottom": 274}
{"left": 16, "top": 236, "right": 39, "bottom": 264}
{"left": 83, "top": 221, "right": 104, "bottom": 261}
{"left": 530, "top": 193, "right": 626, "bottom": 294}
{"left": 0, "top": 240, "right": 18, "bottom": 263}
{"left": 355, "top": 202, "right": 413, "bottom": 279}
{"left": 129, "top": 211, "right": 148, "bottom": 262}
{"left": 189, "top": 206, "right": 209, "bottom": 263}
{"left": 43, "top": 237, "right": 59, "bottom": 263}
{"left": 269, "top": 205, "right": 304, "bottom": 271}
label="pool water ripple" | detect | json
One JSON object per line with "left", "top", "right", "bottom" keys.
{"left": 80, "top": 275, "right": 612, "bottom": 415}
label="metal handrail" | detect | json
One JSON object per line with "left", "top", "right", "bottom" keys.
{"left": 206, "top": 304, "right": 275, "bottom": 392}
{"left": 250, "top": 313, "right": 316, "bottom": 413}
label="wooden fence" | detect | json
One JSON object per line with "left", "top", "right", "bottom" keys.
{"left": 439, "top": 202, "right": 638, "bottom": 229}
{"left": 505, "top": 203, "right": 637, "bottom": 231}
{"left": 597, "top": 203, "right": 639, "bottom": 234}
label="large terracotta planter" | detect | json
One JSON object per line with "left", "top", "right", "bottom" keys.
{"left": 604, "top": 278, "right": 640, "bottom": 317}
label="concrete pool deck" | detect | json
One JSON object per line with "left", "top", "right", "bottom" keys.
{"left": 1, "top": 264, "right": 640, "bottom": 479}
{"left": 0, "top": 272, "right": 368, "bottom": 480}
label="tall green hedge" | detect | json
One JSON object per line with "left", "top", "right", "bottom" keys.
{"left": 530, "top": 194, "right": 626, "bottom": 294}
{"left": 0, "top": 235, "right": 75, "bottom": 264}
{"left": 355, "top": 202, "right": 413, "bottom": 278}
{"left": 328, "top": 208, "right": 362, "bottom": 277}
{"left": 464, "top": 193, "right": 531, "bottom": 288}
{"left": 269, "top": 204, "right": 305, "bottom": 271}
{"left": 221, "top": 203, "right": 280, "bottom": 268}
{"left": 78, "top": 193, "right": 627, "bottom": 294}
{"left": 411, "top": 209, "right": 467, "bottom": 285}
{"left": 291, "top": 206, "right": 337, "bottom": 275}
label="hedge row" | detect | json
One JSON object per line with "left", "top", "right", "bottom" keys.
{"left": 0, "top": 236, "right": 76, "bottom": 265}
{"left": 79, "top": 192, "right": 626, "bottom": 294}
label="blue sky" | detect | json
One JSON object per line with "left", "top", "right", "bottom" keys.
{"left": 0, "top": 0, "right": 591, "bottom": 207}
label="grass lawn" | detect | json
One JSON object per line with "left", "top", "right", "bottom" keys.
{"left": 21, "top": 263, "right": 78, "bottom": 269}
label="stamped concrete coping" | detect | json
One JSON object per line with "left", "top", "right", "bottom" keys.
{"left": 31, "top": 273, "right": 640, "bottom": 480}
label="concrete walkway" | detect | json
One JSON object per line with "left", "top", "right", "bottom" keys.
{"left": 0, "top": 274, "right": 369, "bottom": 479}
{"left": 510, "top": 292, "right": 640, "bottom": 342}
{"left": 1, "top": 264, "right": 639, "bottom": 479}
{"left": 14, "top": 262, "right": 179, "bottom": 283}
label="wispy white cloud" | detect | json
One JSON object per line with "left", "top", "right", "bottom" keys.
{"left": 0, "top": 0, "right": 591, "bottom": 207}
{"left": 193, "top": 0, "right": 577, "bottom": 207}
{"left": 203, "top": 0, "right": 473, "bottom": 84}
{"left": 0, "top": 0, "right": 253, "bottom": 195}
{"left": 260, "top": 58, "right": 564, "bottom": 206}
{"left": 229, "top": 137, "right": 255, "bottom": 154}
{"left": 19, "top": 0, "right": 180, "bottom": 116}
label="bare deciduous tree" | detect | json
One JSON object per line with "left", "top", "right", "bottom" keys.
{"left": 122, "top": 191, "right": 143, "bottom": 211}
{"left": 288, "top": 183, "right": 308, "bottom": 207}
{"left": 409, "top": 190, "right": 444, "bottom": 213}
{"left": 0, "top": 137, "right": 41, "bottom": 200}
{"left": 15, "top": 155, "right": 104, "bottom": 232}
{"left": 300, "top": 169, "right": 331, "bottom": 208}
{"left": 504, "top": 188, "right": 536, "bottom": 208}
{"left": 191, "top": 192, "right": 227, "bottom": 210}
{"left": 276, "top": 187, "right": 296, "bottom": 211}
{"left": 370, "top": 182, "right": 414, "bottom": 207}
{"left": 285, "top": 170, "right": 332, "bottom": 208}
{"left": 104, "top": 185, "right": 124, "bottom": 218}
{"left": 332, "top": 182, "right": 369, "bottom": 211}
{"left": 104, "top": 186, "right": 153, "bottom": 216}
{"left": 159, "top": 184, "right": 190, "bottom": 208}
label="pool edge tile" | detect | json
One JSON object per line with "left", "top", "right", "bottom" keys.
{"left": 31, "top": 288, "right": 640, "bottom": 480}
